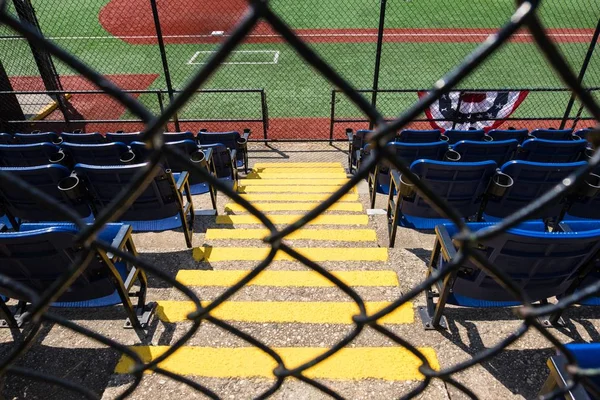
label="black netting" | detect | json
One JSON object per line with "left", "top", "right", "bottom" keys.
{"left": 0, "top": 0, "right": 599, "bottom": 398}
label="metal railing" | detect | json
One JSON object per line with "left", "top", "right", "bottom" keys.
{"left": 0, "top": 0, "right": 599, "bottom": 399}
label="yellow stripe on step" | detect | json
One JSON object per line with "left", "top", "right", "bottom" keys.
{"left": 239, "top": 185, "right": 354, "bottom": 193}
{"left": 176, "top": 270, "right": 397, "bottom": 287}
{"left": 215, "top": 214, "right": 368, "bottom": 225}
{"left": 206, "top": 228, "right": 375, "bottom": 241}
{"left": 192, "top": 247, "right": 387, "bottom": 262}
{"left": 246, "top": 173, "right": 348, "bottom": 179}
{"left": 253, "top": 162, "right": 343, "bottom": 168}
{"left": 115, "top": 346, "right": 439, "bottom": 380}
{"left": 157, "top": 301, "right": 413, "bottom": 324}
{"left": 240, "top": 193, "right": 359, "bottom": 202}
{"left": 238, "top": 179, "right": 349, "bottom": 186}
{"left": 224, "top": 202, "right": 362, "bottom": 212}
{"left": 252, "top": 168, "right": 345, "bottom": 174}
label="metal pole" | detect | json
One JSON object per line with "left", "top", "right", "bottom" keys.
{"left": 329, "top": 90, "right": 336, "bottom": 143}
{"left": 150, "top": 0, "right": 180, "bottom": 132}
{"left": 560, "top": 18, "right": 600, "bottom": 129}
{"left": 369, "top": 0, "right": 387, "bottom": 130}
{"left": 260, "top": 89, "right": 269, "bottom": 143}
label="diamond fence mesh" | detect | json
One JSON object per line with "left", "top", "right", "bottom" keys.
{"left": 0, "top": 0, "right": 598, "bottom": 139}
{"left": 0, "top": 0, "right": 600, "bottom": 398}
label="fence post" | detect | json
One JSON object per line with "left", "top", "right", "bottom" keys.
{"left": 369, "top": 0, "right": 387, "bottom": 130}
{"left": 329, "top": 90, "right": 336, "bottom": 143}
{"left": 260, "top": 89, "right": 269, "bottom": 143}
{"left": 0, "top": 60, "right": 25, "bottom": 131}
{"left": 150, "top": 0, "right": 180, "bottom": 132}
{"left": 560, "top": 18, "right": 600, "bottom": 129}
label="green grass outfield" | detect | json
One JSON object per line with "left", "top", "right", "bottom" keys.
{"left": 1, "top": 0, "right": 598, "bottom": 124}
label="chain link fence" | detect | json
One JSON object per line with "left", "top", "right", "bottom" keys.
{"left": 0, "top": 0, "right": 598, "bottom": 139}
{"left": 0, "top": 0, "right": 600, "bottom": 397}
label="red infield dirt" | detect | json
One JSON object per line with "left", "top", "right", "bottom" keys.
{"left": 99, "top": 0, "right": 595, "bottom": 45}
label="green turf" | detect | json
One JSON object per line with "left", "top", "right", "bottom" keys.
{"left": 0, "top": 0, "right": 598, "bottom": 124}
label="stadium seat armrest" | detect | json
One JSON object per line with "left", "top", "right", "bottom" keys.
{"left": 175, "top": 171, "right": 190, "bottom": 192}
{"left": 241, "top": 129, "right": 251, "bottom": 141}
{"left": 346, "top": 129, "right": 353, "bottom": 141}
{"left": 203, "top": 147, "right": 214, "bottom": 165}
{"left": 390, "top": 169, "right": 401, "bottom": 189}
{"left": 556, "top": 222, "right": 573, "bottom": 233}
{"left": 106, "top": 224, "right": 134, "bottom": 260}
{"left": 435, "top": 225, "right": 458, "bottom": 261}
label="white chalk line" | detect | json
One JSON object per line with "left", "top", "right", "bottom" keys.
{"left": 187, "top": 50, "right": 280, "bottom": 65}
{"left": 0, "top": 32, "right": 594, "bottom": 41}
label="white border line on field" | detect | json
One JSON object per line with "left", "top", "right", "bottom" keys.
{"left": 0, "top": 32, "right": 594, "bottom": 41}
{"left": 187, "top": 50, "right": 280, "bottom": 65}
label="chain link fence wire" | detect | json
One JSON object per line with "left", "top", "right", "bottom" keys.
{"left": 1, "top": 0, "right": 598, "bottom": 139}
{"left": 0, "top": 0, "right": 600, "bottom": 398}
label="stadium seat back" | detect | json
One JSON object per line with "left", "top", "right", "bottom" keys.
{"left": 0, "top": 164, "right": 91, "bottom": 221}
{"left": 396, "top": 129, "right": 443, "bottom": 143}
{"left": 61, "top": 132, "right": 106, "bottom": 144}
{"left": 0, "top": 143, "right": 60, "bottom": 167}
{"left": 62, "top": 142, "right": 132, "bottom": 165}
{"left": 197, "top": 131, "right": 244, "bottom": 166}
{"left": 453, "top": 139, "right": 518, "bottom": 165}
{"left": 74, "top": 162, "right": 180, "bottom": 221}
{"left": 198, "top": 143, "right": 235, "bottom": 179}
{"left": 444, "top": 129, "right": 486, "bottom": 144}
{"left": 517, "top": 138, "right": 587, "bottom": 163}
{"left": 0, "top": 133, "right": 13, "bottom": 144}
{"left": 486, "top": 128, "right": 529, "bottom": 143}
{"left": 106, "top": 132, "right": 142, "bottom": 145}
{"left": 530, "top": 128, "right": 574, "bottom": 141}
{"left": 164, "top": 131, "right": 195, "bottom": 142}
{"left": 399, "top": 160, "right": 497, "bottom": 227}
{"left": 0, "top": 224, "right": 124, "bottom": 302}
{"left": 484, "top": 160, "right": 586, "bottom": 221}
{"left": 440, "top": 222, "right": 600, "bottom": 302}
{"left": 14, "top": 132, "right": 61, "bottom": 145}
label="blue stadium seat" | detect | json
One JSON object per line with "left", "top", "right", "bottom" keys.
{"left": 197, "top": 130, "right": 250, "bottom": 173}
{"left": 74, "top": 162, "right": 195, "bottom": 247}
{"left": 530, "top": 128, "right": 575, "bottom": 141}
{"left": 60, "top": 142, "right": 135, "bottom": 165}
{"left": 105, "top": 131, "right": 142, "bottom": 145}
{"left": 367, "top": 141, "right": 450, "bottom": 208}
{"left": 0, "top": 164, "right": 92, "bottom": 227}
{"left": 487, "top": 128, "right": 529, "bottom": 143}
{"left": 443, "top": 129, "right": 487, "bottom": 144}
{"left": 347, "top": 129, "right": 371, "bottom": 173}
{"left": 419, "top": 221, "right": 600, "bottom": 330}
{"left": 452, "top": 139, "right": 518, "bottom": 165}
{"left": 0, "top": 143, "right": 63, "bottom": 167}
{"left": 62, "top": 142, "right": 134, "bottom": 165}
{"left": 396, "top": 129, "right": 444, "bottom": 143}
{"left": 198, "top": 143, "right": 239, "bottom": 185}
{"left": 131, "top": 139, "right": 218, "bottom": 202}
{"left": 539, "top": 343, "right": 600, "bottom": 399}
{"left": 483, "top": 161, "right": 586, "bottom": 224}
{"left": 14, "top": 131, "right": 62, "bottom": 144}
{"left": 0, "top": 133, "right": 13, "bottom": 144}
{"left": 574, "top": 127, "right": 595, "bottom": 141}
{"left": 163, "top": 131, "right": 196, "bottom": 142}
{"left": 564, "top": 174, "right": 600, "bottom": 220}
{"left": 516, "top": 138, "right": 587, "bottom": 163}
{"left": 0, "top": 223, "right": 155, "bottom": 339}
{"left": 61, "top": 131, "right": 106, "bottom": 144}
{"left": 387, "top": 160, "right": 497, "bottom": 243}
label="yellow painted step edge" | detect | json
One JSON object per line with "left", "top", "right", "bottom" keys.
{"left": 156, "top": 300, "right": 413, "bottom": 324}
{"left": 192, "top": 247, "right": 388, "bottom": 262}
{"left": 238, "top": 185, "right": 355, "bottom": 194}
{"left": 115, "top": 346, "right": 439, "bottom": 381}
{"left": 253, "top": 162, "right": 343, "bottom": 168}
{"left": 238, "top": 179, "right": 349, "bottom": 186}
{"left": 205, "top": 228, "right": 375, "bottom": 241}
{"left": 176, "top": 270, "right": 398, "bottom": 287}
{"left": 240, "top": 193, "right": 358, "bottom": 202}
{"left": 215, "top": 214, "right": 368, "bottom": 225}
{"left": 224, "top": 202, "right": 363, "bottom": 212}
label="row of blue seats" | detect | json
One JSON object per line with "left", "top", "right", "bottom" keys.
{"left": 347, "top": 127, "right": 596, "bottom": 173}
{"left": 0, "top": 222, "right": 154, "bottom": 340}
{"left": 386, "top": 159, "right": 599, "bottom": 244}
{"left": 0, "top": 129, "right": 251, "bottom": 172}
{"left": 0, "top": 139, "right": 238, "bottom": 195}
{"left": 0, "top": 162, "right": 207, "bottom": 248}
{"left": 422, "top": 220, "right": 600, "bottom": 332}
{"left": 365, "top": 138, "right": 594, "bottom": 208}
